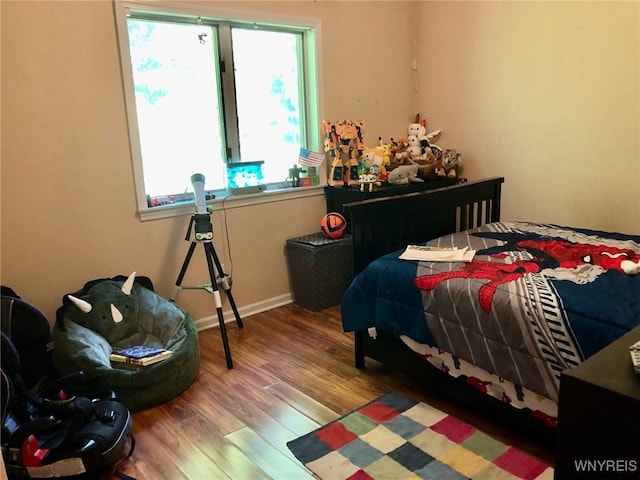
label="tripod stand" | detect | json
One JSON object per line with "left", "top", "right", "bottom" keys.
{"left": 171, "top": 212, "right": 243, "bottom": 369}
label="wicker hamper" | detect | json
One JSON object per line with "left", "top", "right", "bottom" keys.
{"left": 285, "top": 233, "right": 353, "bottom": 311}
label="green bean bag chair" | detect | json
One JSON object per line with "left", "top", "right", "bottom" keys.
{"left": 52, "top": 273, "right": 200, "bottom": 411}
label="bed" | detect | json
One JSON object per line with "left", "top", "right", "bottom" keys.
{"left": 340, "top": 177, "right": 640, "bottom": 445}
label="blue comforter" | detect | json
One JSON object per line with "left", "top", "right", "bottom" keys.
{"left": 341, "top": 222, "right": 640, "bottom": 401}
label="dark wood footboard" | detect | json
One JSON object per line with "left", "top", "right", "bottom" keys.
{"left": 344, "top": 177, "right": 504, "bottom": 369}
{"left": 344, "top": 177, "right": 504, "bottom": 276}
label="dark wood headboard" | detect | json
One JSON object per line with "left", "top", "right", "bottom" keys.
{"left": 344, "top": 177, "right": 505, "bottom": 275}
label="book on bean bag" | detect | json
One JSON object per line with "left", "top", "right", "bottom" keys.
{"left": 110, "top": 345, "right": 172, "bottom": 366}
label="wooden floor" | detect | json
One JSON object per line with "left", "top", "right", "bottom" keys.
{"left": 106, "top": 303, "right": 555, "bottom": 479}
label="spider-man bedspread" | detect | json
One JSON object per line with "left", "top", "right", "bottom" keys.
{"left": 341, "top": 222, "right": 640, "bottom": 402}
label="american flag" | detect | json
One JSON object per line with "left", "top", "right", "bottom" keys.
{"left": 298, "top": 147, "right": 325, "bottom": 167}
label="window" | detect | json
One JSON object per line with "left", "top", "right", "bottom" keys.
{"left": 114, "top": 1, "right": 323, "bottom": 219}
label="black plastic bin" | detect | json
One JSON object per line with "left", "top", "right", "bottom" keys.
{"left": 285, "top": 233, "right": 353, "bottom": 311}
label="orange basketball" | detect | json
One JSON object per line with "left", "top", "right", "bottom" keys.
{"left": 320, "top": 212, "right": 347, "bottom": 239}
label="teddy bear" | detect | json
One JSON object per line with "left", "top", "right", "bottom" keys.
{"left": 439, "top": 148, "right": 462, "bottom": 178}
{"left": 407, "top": 140, "right": 428, "bottom": 163}
{"left": 389, "top": 138, "right": 410, "bottom": 167}
{"left": 407, "top": 121, "right": 426, "bottom": 138}
{"left": 407, "top": 119, "right": 443, "bottom": 164}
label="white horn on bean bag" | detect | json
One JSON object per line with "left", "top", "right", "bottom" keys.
{"left": 121, "top": 271, "right": 136, "bottom": 295}
{"left": 111, "top": 304, "right": 124, "bottom": 323}
{"left": 68, "top": 295, "right": 92, "bottom": 313}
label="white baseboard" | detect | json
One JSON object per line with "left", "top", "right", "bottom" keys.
{"left": 192, "top": 293, "right": 293, "bottom": 331}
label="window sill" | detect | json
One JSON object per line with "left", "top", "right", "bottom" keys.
{"left": 138, "top": 184, "right": 326, "bottom": 221}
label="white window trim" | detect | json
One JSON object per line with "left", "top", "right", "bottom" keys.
{"left": 113, "top": 0, "right": 325, "bottom": 221}
{"left": 137, "top": 184, "right": 324, "bottom": 221}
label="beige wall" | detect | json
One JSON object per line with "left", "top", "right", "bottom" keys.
{"left": 418, "top": 1, "right": 639, "bottom": 231}
{"left": 2, "top": 1, "right": 638, "bottom": 324}
{"left": 1, "top": 1, "right": 415, "bottom": 322}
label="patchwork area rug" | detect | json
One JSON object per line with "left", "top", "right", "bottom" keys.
{"left": 287, "top": 392, "right": 553, "bottom": 480}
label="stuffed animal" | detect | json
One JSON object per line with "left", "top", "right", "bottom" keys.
{"left": 440, "top": 148, "right": 462, "bottom": 178}
{"left": 407, "top": 116, "right": 442, "bottom": 164}
{"left": 388, "top": 161, "right": 424, "bottom": 185}
{"left": 358, "top": 172, "right": 379, "bottom": 192}
{"left": 407, "top": 143, "right": 430, "bottom": 163}
{"left": 417, "top": 160, "right": 444, "bottom": 180}
{"left": 361, "top": 144, "right": 389, "bottom": 175}
{"left": 408, "top": 121, "right": 427, "bottom": 138}
{"left": 389, "top": 138, "right": 410, "bottom": 167}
